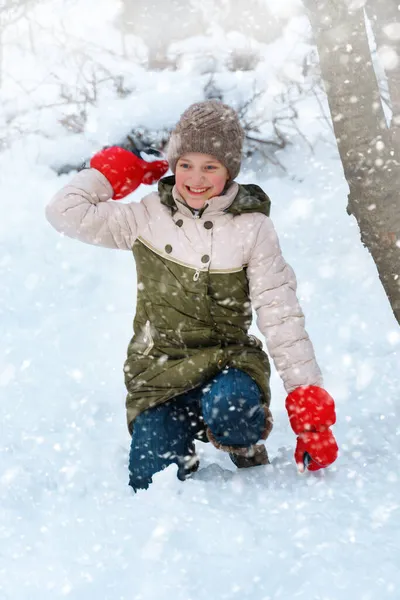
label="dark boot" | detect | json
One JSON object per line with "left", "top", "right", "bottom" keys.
{"left": 177, "top": 441, "right": 200, "bottom": 481}
{"left": 229, "top": 444, "right": 269, "bottom": 468}
{"left": 206, "top": 427, "right": 269, "bottom": 468}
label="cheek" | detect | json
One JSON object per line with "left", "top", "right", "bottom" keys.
{"left": 175, "top": 171, "right": 186, "bottom": 194}
{"left": 210, "top": 173, "right": 228, "bottom": 193}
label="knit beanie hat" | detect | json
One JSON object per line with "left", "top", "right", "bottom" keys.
{"left": 167, "top": 100, "right": 245, "bottom": 181}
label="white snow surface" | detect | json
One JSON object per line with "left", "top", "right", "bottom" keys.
{"left": 1, "top": 4, "right": 400, "bottom": 599}
{"left": 2, "top": 140, "right": 399, "bottom": 600}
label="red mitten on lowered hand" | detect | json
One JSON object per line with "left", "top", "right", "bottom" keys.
{"left": 90, "top": 146, "right": 169, "bottom": 200}
{"left": 285, "top": 386, "right": 339, "bottom": 472}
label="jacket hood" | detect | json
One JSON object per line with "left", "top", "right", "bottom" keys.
{"left": 158, "top": 176, "right": 271, "bottom": 217}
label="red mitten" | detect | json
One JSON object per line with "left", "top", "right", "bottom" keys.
{"left": 294, "top": 430, "right": 339, "bottom": 472}
{"left": 285, "top": 386, "right": 338, "bottom": 472}
{"left": 90, "top": 146, "right": 169, "bottom": 200}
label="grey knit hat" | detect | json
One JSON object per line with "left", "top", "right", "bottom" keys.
{"left": 167, "top": 100, "right": 245, "bottom": 181}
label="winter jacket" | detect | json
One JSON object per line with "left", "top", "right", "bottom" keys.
{"left": 46, "top": 169, "right": 323, "bottom": 432}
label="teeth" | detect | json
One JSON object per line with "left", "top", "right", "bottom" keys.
{"left": 189, "top": 187, "right": 207, "bottom": 193}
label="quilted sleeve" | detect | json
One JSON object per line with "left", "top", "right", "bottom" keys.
{"left": 247, "top": 215, "right": 323, "bottom": 393}
{"left": 45, "top": 168, "right": 148, "bottom": 250}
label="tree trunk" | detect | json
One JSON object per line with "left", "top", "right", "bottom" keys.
{"left": 304, "top": 0, "right": 400, "bottom": 325}
{"left": 366, "top": 0, "right": 400, "bottom": 144}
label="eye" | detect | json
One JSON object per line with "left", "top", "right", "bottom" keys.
{"left": 205, "top": 165, "right": 217, "bottom": 171}
{"left": 178, "top": 162, "right": 190, "bottom": 169}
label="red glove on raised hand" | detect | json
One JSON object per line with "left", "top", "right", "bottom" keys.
{"left": 90, "top": 146, "right": 169, "bottom": 200}
{"left": 285, "top": 386, "right": 338, "bottom": 472}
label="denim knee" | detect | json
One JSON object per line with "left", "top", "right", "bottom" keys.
{"left": 201, "top": 368, "right": 266, "bottom": 447}
{"left": 129, "top": 407, "right": 168, "bottom": 491}
{"left": 128, "top": 394, "right": 201, "bottom": 491}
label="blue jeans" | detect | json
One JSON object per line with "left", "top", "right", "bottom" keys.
{"left": 128, "top": 368, "right": 267, "bottom": 491}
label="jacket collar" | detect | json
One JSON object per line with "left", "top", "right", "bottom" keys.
{"left": 158, "top": 175, "right": 271, "bottom": 218}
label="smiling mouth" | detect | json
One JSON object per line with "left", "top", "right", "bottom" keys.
{"left": 185, "top": 186, "right": 210, "bottom": 195}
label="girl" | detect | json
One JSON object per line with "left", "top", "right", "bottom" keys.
{"left": 46, "top": 100, "right": 338, "bottom": 491}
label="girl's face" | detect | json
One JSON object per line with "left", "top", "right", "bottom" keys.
{"left": 175, "top": 153, "right": 229, "bottom": 209}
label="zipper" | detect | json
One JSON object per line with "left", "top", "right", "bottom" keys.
{"left": 198, "top": 203, "right": 209, "bottom": 218}
{"left": 143, "top": 320, "right": 154, "bottom": 356}
{"left": 193, "top": 270, "right": 200, "bottom": 281}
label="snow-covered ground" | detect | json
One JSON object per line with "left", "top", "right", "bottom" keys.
{"left": 1, "top": 134, "right": 399, "bottom": 599}
{"left": 1, "top": 2, "right": 400, "bottom": 598}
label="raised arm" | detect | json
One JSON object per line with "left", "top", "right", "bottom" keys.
{"left": 46, "top": 168, "right": 143, "bottom": 249}
{"left": 45, "top": 146, "right": 169, "bottom": 250}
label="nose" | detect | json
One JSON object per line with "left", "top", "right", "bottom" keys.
{"left": 189, "top": 169, "right": 206, "bottom": 184}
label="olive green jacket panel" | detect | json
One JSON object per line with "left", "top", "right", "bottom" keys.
{"left": 124, "top": 241, "right": 271, "bottom": 432}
